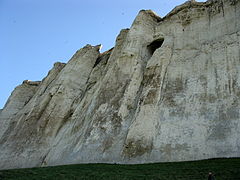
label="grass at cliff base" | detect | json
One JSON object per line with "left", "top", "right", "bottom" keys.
{"left": 0, "top": 158, "right": 239, "bottom": 180}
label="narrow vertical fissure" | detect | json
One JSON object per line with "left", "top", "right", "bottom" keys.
{"left": 127, "top": 38, "right": 165, "bottom": 124}
{"left": 122, "top": 38, "right": 165, "bottom": 158}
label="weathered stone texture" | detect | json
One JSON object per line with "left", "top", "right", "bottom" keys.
{"left": 0, "top": 0, "right": 239, "bottom": 169}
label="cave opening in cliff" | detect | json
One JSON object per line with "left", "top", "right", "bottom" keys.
{"left": 147, "top": 38, "right": 164, "bottom": 55}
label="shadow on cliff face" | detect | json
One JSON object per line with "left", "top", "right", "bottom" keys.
{"left": 147, "top": 38, "right": 164, "bottom": 55}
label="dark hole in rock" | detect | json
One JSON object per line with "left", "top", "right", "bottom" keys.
{"left": 147, "top": 38, "right": 164, "bottom": 55}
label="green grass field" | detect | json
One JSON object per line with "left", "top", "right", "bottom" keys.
{"left": 0, "top": 158, "right": 239, "bottom": 180}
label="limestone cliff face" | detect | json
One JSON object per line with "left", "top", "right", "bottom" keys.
{"left": 0, "top": 0, "right": 240, "bottom": 169}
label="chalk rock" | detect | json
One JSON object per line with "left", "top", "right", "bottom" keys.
{"left": 0, "top": 0, "right": 240, "bottom": 169}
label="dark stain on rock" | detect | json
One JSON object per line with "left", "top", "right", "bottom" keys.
{"left": 208, "top": 121, "right": 230, "bottom": 141}
{"left": 163, "top": 77, "right": 184, "bottom": 107}
{"left": 199, "top": 93, "right": 218, "bottom": 103}
{"left": 160, "top": 143, "right": 190, "bottom": 158}
{"left": 102, "top": 137, "right": 113, "bottom": 152}
{"left": 143, "top": 89, "right": 157, "bottom": 105}
{"left": 169, "top": 106, "right": 186, "bottom": 117}
{"left": 55, "top": 109, "right": 74, "bottom": 137}
{"left": 123, "top": 139, "right": 153, "bottom": 158}
{"left": 111, "top": 113, "right": 122, "bottom": 134}
{"left": 207, "top": 105, "right": 238, "bottom": 141}
{"left": 142, "top": 66, "right": 161, "bottom": 89}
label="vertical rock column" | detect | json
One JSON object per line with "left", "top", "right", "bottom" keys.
{"left": 58, "top": 10, "right": 161, "bottom": 163}
{"left": 0, "top": 45, "right": 100, "bottom": 169}
{"left": 0, "top": 81, "right": 40, "bottom": 138}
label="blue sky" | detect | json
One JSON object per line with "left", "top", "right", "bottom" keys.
{"left": 0, "top": 0, "right": 206, "bottom": 108}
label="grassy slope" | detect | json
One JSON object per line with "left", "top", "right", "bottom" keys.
{"left": 0, "top": 158, "right": 239, "bottom": 180}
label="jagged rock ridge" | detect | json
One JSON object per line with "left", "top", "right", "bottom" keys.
{"left": 0, "top": 0, "right": 240, "bottom": 169}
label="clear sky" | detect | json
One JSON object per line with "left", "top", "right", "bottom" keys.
{"left": 0, "top": 0, "right": 206, "bottom": 108}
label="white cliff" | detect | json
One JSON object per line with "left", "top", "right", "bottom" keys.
{"left": 0, "top": 0, "right": 240, "bottom": 169}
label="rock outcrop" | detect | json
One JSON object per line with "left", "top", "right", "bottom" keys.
{"left": 0, "top": 0, "right": 240, "bottom": 169}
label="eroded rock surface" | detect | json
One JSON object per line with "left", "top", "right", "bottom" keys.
{"left": 0, "top": 0, "right": 240, "bottom": 169}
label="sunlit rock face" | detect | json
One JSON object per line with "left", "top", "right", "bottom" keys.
{"left": 0, "top": 0, "right": 240, "bottom": 169}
